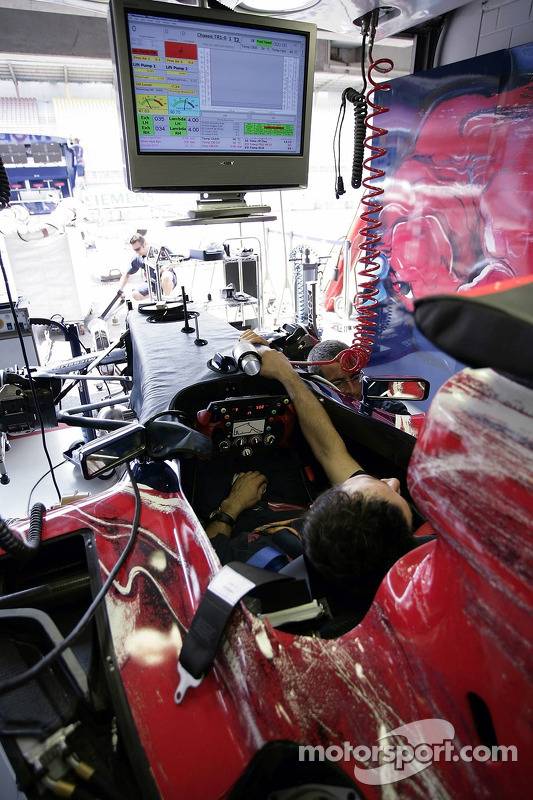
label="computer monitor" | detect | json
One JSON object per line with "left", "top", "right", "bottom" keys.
{"left": 108, "top": 0, "right": 316, "bottom": 217}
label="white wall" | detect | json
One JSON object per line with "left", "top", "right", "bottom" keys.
{"left": 438, "top": 0, "right": 533, "bottom": 65}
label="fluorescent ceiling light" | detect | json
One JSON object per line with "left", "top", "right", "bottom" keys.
{"left": 238, "top": 1, "right": 320, "bottom": 13}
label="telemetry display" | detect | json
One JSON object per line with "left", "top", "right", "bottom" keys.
{"left": 232, "top": 419, "right": 266, "bottom": 437}
{"left": 126, "top": 10, "right": 308, "bottom": 155}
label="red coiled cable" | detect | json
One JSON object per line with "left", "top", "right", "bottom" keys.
{"left": 345, "top": 56, "right": 393, "bottom": 373}
{"left": 291, "top": 56, "right": 394, "bottom": 376}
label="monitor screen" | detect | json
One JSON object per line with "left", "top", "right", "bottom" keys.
{"left": 108, "top": 0, "right": 316, "bottom": 199}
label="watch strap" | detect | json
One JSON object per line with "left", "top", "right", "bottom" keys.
{"left": 209, "top": 508, "right": 235, "bottom": 528}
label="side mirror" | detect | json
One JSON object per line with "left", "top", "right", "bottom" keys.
{"left": 360, "top": 374, "right": 430, "bottom": 403}
{"left": 79, "top": 423, "right": 146, "bottom": 479}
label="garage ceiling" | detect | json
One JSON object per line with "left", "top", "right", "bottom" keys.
{"left": 0, "top": 0, "right": 456, "bottom": 92}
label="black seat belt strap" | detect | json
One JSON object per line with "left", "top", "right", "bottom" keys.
{"left": 175, "top": 561, "right": 291, "bottom": 703}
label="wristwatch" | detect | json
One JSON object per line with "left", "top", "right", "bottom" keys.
{"left": 208, "top": 507, "right": 236, "bottom": 528}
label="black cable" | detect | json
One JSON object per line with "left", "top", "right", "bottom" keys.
{"left": 0, "top": 154, "right": 11, "bottom": 209}
{"left": 27, "top": 459, "right": 67, "bottom": 515}
{"left": 332, "top": 25, "right": 369, "bottom": 200}
{"left": 333, "top": 93, "right": 348, "bottom": 198}
{"left": 36, "top": 316, "right": 91, "bottom": 360}
{"left": 360, "top": 30, "right": 368, "bottom": 93}
{"left": 0, "top": 463, "right": 141, "bottom": 696}
{"left": 333, "top": 84, "right": 368, "bottom": 195}
{"left": 0, "top": 502, "right": 45, "bottom": 562}
{"left": 54, "top": 377, "right": 84, "bottom": 405}
{"left": 345, "top": 88, "right": 368, "bottom": 190}
{"left": 0, "top": 251, "right": 62, "bottom": 502}
{"left": 49, "top": 314, "right": 90, "bottom": 354}
{"left": 367, "top": 8, "right": 380, "bottom": 62}
{"left": 356, "top": 30, "right": 369, "bottom": 192}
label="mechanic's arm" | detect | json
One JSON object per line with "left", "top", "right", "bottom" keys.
{"left": 205, "top": 471, "right": 267, "bottom": 539}
{"left": 258, "top": 347, "right": 363, "bottom": 486}
{"left": 118, "top": 271, "right": 130, "bottom": 293}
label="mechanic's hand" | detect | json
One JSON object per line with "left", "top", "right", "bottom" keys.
{"left": 256, "top": 346, "right": 294, "bottom": 382}
{"left": 239, "top": 330, "right": 270, "bottom": 347}
{"left": 221, "top": 471, "right": 268, "bottom": 519}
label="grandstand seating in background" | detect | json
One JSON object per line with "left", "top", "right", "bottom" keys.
{"left": 0, "top": 97, "right": 45, "bottom": 131}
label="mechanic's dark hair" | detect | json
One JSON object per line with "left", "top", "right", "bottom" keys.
{"left": 301, "top": 486, "right": 414, "bottom": 597}
{"left": 307, "top": 339, "right": 349, "bottom": 375}
{"left": 129, "top": 233, "right": 146, "bottom": 247}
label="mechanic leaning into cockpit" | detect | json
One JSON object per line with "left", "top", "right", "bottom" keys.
{"left": 306, "top": 339, "right": 410, "bottom": 414}
{"left": 242, "top": 333, "right": 409, "bottom": 413}
{"left": 205, "top": 341, "right": 429, "bottom": 630}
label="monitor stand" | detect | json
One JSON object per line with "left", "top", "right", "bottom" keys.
{"left": 188, "top": 192, "right": 271, "bottom": 220}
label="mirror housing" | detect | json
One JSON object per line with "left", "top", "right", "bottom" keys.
{"left": 79, "top": 423, "right": 146, "bottom": 479}
{"left": 360, "top": 374, "right": 430, "bottom": 405}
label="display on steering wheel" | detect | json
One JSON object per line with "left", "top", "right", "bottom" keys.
{"left": 195, "top": 394, "right": 296, "bottom": 457}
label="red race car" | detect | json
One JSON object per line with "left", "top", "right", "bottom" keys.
{"left": 0, "top": 277, "right": 531, "bottom": 800}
